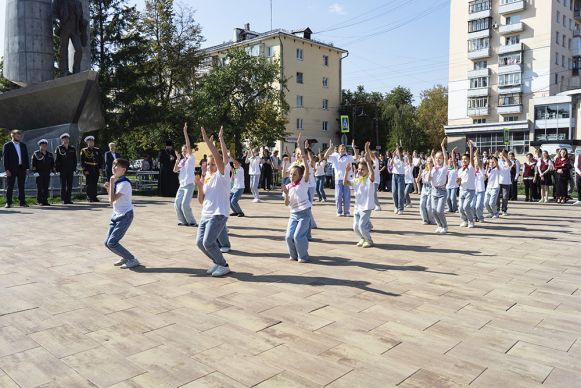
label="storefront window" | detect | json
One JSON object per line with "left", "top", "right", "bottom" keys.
{"left": 466, "top": 131, "right": 530, "bottom": 154}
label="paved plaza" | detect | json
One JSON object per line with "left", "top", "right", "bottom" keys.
{"left": 0, "top": 191, "right": 580, "bottom": 387}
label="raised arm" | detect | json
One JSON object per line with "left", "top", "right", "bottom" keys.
{"left": 324, "top": 139, "right": 334, "bottom": 159}
{"left": 343, "top": 163, "right": 352, "bottom": 187}
{"left": 201, "top": 127, "right": 225, "bottom": 175}
{"left": 468, "top": 140, "right": 474, "bottom": 167}
{"left": 441, "top": 137, "right": 448, "bottom": 165}
{"left": 474, "top": 148, "right": 481, "bottom": 169}
{"left": 352, "top": 139, "right": 359, "bottom": 159}
{"left": 183, "top": 122, "right": 191, "bottom": 155}
{"left": 364, "top": 142, "right": 374, "bottom": 183}
{"left": 218, "top": 126, "right": 229, "bottom": 166}
{"left": 173, "top": 150, "right": 182, "bottom": 173}
{"left": 297, "top": 133, "right": 309, "bottom": 183}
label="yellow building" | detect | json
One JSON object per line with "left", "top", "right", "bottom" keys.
{"left": 445, "top": 0, "right": 581, "bottom": 155}
{"left": 200, "top": 24, "right": 348, "bottom": 154}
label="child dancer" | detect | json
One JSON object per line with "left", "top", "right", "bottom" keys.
{"left": 314, "top": 153, "right": 327, "bottom": 202}
{"left": 245, "top": 148, "right": 262, "bottom": 202}
{"left": 457, "top": 141, "right": 476, "bottom": 228}
{"left": 431, "top": 137, "right": 450, "bottom": 234}
{"left": 391, "top": 145, "right": 406, "bottom": 214}
{"left": 371, "top": 151, "right": 382, "bottom": 211}
{"left": 418, "top": 156, "right": 435, "bottom": 225}
{"left": 473, "top": 149, "right": 486, "bottom": 223}
{"left": 485, "top": 156, "right": 500, "bottom": 218}
{"left": 174, "top": 123, "right": 198, "bottom": 227}
{"left": 343, "top": 142, "right": 375, "bottom": 248}
{"left": 282, "top": 133, "right": 312, "bottom": 263}
{"left": 404, "top": 157, "right": 414, "bottom": 208}
{"left": 446, "top": 149, "right": 458, "bottom": 213}
{"left": 195, "top": 127, "right": 232, "bottom": 277}
{"left": 537, "top": 150, "right": 554, "bottom": 203}
{"left": 325, "top": 140, "right": 355, "bottom": 216}
{"left": 230, "top": 158, "right": 245, "bottom": 217}
{"left": 496, "top": 150, "right": 513, "bottom": 215}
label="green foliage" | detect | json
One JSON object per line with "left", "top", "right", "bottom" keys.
{"left": 417, "top": 85, "right": 448, "bottom": 152}
{"left": 340, "top": 85, "right": 386, "bottom": 150}
{"left": 0, "top": 59, "right": 19, "bottom": 93}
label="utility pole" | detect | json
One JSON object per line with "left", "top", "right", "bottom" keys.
{"left": 270, "top": 0, "right": 273, "bottom": 30}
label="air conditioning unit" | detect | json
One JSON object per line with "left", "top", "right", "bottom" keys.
{"left": 492, "top": 22, "right": 499, "bottom": 30}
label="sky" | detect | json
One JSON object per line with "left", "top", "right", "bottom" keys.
{"left": 0, "top": 0, "right": 450, "bottom": 103}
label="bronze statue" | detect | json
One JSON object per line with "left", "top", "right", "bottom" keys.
{"left": 53, "top": 0, "right": 88, "bottom": 76}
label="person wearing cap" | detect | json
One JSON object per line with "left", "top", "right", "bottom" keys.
{"left": 81, "top": 135, "right": 103, "bottom": 202}
{"left": 55, "top": 133, "right": 78, "bottom": 204}
{"left": 31, "top": 139, "right": 55, "bottom": 206}
{"left": 158, "top": 139, "right": 179, "bottom": 197}
{"left": 2, "top": 129, "right": 30, "bottom": 208}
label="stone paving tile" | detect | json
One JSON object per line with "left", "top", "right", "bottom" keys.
{"left": 0, "top": 194, "right": 580, "bottom": 387}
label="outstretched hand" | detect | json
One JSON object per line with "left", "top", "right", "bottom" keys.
{"left": 183, "top": 122, "right": 188, "bottom": 133}
{"left": 218, "top": 126, "right": 224, "bottom": 139}
{"left": 200, "top": 127, "right": 209, "bottom": 142}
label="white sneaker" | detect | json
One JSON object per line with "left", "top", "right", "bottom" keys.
{"left": 487, "top": 214, "right": 493, "bottom": 219}
{"left": 298, "top": 258, "right": 310, "bottom": 263}
{"left": 435, "top": 227, "right": 442, "bottom": 233}
{"left": 393, "top": 208, "right": 398, "bottom": 214}
{"left": 440, "top": 227, "right": 448, "bottom": 234}
{"left": 211, "top": 265, "right": 231, "bottom": 277}
{"left": 336, "top": 213, "right": 343, "bottom": 217}
{"left": 219, "top": 247, "right": 230, "bottom": 253}
{"left": 375, "top": 205, "right": 382, "bottom": 211}
{"left": 207, "top": 264, "right": 219, "bottom": 275}
{"left": 459, "top": 221, "right": 468, "bottom": 227}
{"left": 252, "top": 198, "right": 260, "bottom": 203}
{"left": 573, "top": 201, "right": 581, "bottom": 206}
{"left": 467, "top": 222, "right": 475, "bottom": 228}
{"left": 422, "top": 221, "right": 429, "bottom": 225}
{"left": 113, "top": 258, "right": 127, "bottom": 266}
{"left": 120, "top": 258, "right": 140, "bottom": 269}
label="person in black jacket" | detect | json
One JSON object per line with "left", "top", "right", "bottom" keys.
{"left": 80, "top": 135, "right": 103, "bottom": 202}
{"left": 2, "top": 129, "right": 30, "bottom": 208}
{"left": 158, "top": 140, "right": 179, "bottom": 197}
{"left": 31, "top": 139, "right": 55, "bottom": 206}
{"left": 55, "top": 133, "right": 77, "bottom": 204}
{"left": 103, "top": 142, "right": 120, "bottom": 181}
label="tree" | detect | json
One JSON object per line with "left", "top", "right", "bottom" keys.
{"left": 340, "top": 86, "right": 386, "bottom": 150}
{"left": 0, "top": 59, "right": 19, "bottom": 93}
{"left": 194, "top": 48, "right": 289, "bottom": 157}
{"left": 381, "top": 86, "right": 425, "bottom": 151}
{"left": 416, "top": 85, "right": 448, "bottom": 151}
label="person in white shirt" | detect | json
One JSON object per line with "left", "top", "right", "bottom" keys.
{"left": 271, "top": 150, "right": 281, "bottom": 188}
{"left": 404, "top": 159, "right": 414, "bottom": 208}
{"left": 282, "top": 133, "right": 312, "bottom": 263}
{"left": 430, "top": 137, "right": 450, "bottom": 234}
{"left": 485, "top": 156, "right": 500, "bottom": 218}
{"left": 457, "top": 140, "right": 476, "bottom": 228}
{"left": 509, "top": 152, "right": 521, "bottom": 200}
{"left": 496, "top": 150, "right": 513, "bottom": 215}
{"left": 472, "top": 149, "right": 486, "bottom": 223}
{"left": 324, "top": 140, "right": 355, "bottom": 216}
{"left": 104, "top": 158, "right": 140, "bottom": 269}
{"left": 194, "top": 126, "right": 232, "bottom": 277}
{"left": 446, "top": 152, "right": 459, "bottom": 213}
{"left": 230, "top": 158, "right": 246, "bottom": 217}
{"left": 371, "top": 151, "right": 382, "bottom": 211}
{"left": 343, "top": 142, "right": 376, "bottom": 248}
{"left": 245, "top": 148, "right": 262, "bottom": 202}
{"left": 173, "top": 123, "right": 197, "bottom": 227}
{"left": 314, "top": 153, "right": 327, "bottom": 202}
{"left": 418, "top": 157, "right": 435, "bottom": 225}
{"left": 412, "top": 150, "right": 421, "bottom": 194}
{"left": 391, "top": 145, "right": 406, "bottom": 214}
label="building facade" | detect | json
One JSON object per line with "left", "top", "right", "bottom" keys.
{"left": 201, "top": 24, "right": 348, "bottom": 154}
{"left": 445, "top": 0, "right": 581, "bottom": 155}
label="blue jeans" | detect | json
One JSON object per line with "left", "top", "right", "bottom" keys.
{"left": 374, "top": 182, "right": 380, "bottom": 208}
{"left": 230, "top": 188, "right": 244, "bottom": 214}
{"left": 286, "top": 208, "right": 311, "bottom": 261}
{"left": 335, "top": 181, "right": 351, "bottom": 215}
{"left": 315, "top": 176, "right": 327, "bottom": 201}
{"left": 459, "top": 189, "right": 475, "bottom": 222}
{"left": 431, "top": 188, "right": 448, "bottom": 229}
{"left": 196, "top": 215, "right": 228, "bottom": 266}
{"left": 104, "top": 210, "right": 135, "bottom": 261}
{"left": 473, "top": 191, "right": 485, "bottom": 221}
{"left": 485, "top": 188, "right": 500, "bottom": 217}
{"left": 307, "top": 187, "right": 317, "bottom": 234}
{"left": 353, "top": 210, "right": 372, "bottom": 241}
{"left": 420, "top": 185, "right": 434, "bottom": 224}
{"left": 175, "top": 183, "right": 197, "bottom": 225}
{"left": 392, "top": 174, "right": 405, "bottom": 211}
{"left": 447, "top": 188, "right": 458, "bottom": 212}
{"left": 216, "top": 226, "right": 231, "bottom": 249}
{"left": 404, "top": 183, "right": 413, "bottom": 205}
{"left": 250, "top": 174, "right": 260, "bottom": 200}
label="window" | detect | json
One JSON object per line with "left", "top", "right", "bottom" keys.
{"left": 535, "top": 128, "right": 569, "bottom": 141}
{"left": 535, "top": 104, "right": 571, "bottom": 120}
{"left": 564, "top": 15, "right": 567, "bottom": 27}
{"left": 466, "top": 131, "right": 530, "bottom": 155}
{"left": 322, "top": 99, "right": 329, "bottom": 110}
{"left": 499, "top": 53, "right": 521, "bottom": 66}
{"left": 555, "top": 73, "right": 559, "bottom": 84}
{"left": 468, "top": 97, "right": 488, "bottom": 108}
{"left": 557, "top": 32, "right": 560, "bottom": 44}
{"left": 322, "top": 121, "right": 329, "bottom": 131}
{"left": 563, "top": 35, "right": 567, "bottom": 47}
{"left": 503, "top": 116, "right": 519, "bottom": 122}
{"left": 468, "top": 37, "right": 490, "bottom": 52}
{"left": 323, "top": 55, "right": 329, "bottom": 66}
{"left": 569, "top": 58, "right": 573, "bottom": 69}
{"left": 296, "top": 95, "right": 303, "bottom": 108}
{"left": 468, "top": 18, "right": 491, "bottom": 33}
{"left": 498, "top": 72, "right": 521, "bottom": 86}
{"left": 505, "top": 35, "right": 520, "bottom": 45}
{"left": 474, "top": 60, "right": 487, "bottom": 70}
{"left": 498, "top": 93, "right": 521, "bottom": 106}
{"left": 469, "top": 0, "right": 491, "bottom": 13}
{"left": 296, "top": 118, "right": 304, "bottom": 130}
{"left": 506, "top": 15, "right": 521, "bottom": 25}
{"left": 322, "top": 77, "right": 329, "bottom": 88}
{"left": 469, "top": 76, "right": 488, "bottom": 88}
{"left": 562, "top": 55, "right": 566, "bottom": 67}
{"left": 556, "top": 52, "right": 560, "bottom": 65}
{"left": 557, "top": 10, "right": 560, "bottom": 24}
{"left": 246, "top": 45, "right": 261, "bottom": 56}
{"left": 296, "top": 48, "right": 304, "bottom": 60}
{"left": 473, "top": 119, "right": 487, "bottom": 124}
{"left": 569, "top": 39, "right": 572, "bottom": 50}
{"left": 296, "top": 72, "right": 303, "bottom": 84}
{"left": 267, "top": 46, "right": 277, "bottom": 57}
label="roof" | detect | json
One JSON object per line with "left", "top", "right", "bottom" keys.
{"left": 202, "top": 28, "right": 347, "bottom": 54}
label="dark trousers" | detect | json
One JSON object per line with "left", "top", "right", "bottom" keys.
{"left": 510, "top": 178, "right": 518, "bottom": 200}
{"left": 577, "top": 175, "right": 581, "bottom": 201}
{"left": 6, "top": 165, "right": 26, "bottom": 205}
{"left": 555, "top": 173, "right": 569, "bottom": 199}
{"left": 60, "top": 171, "right": 74, "bottom": 202}
{"left": 497, "top": 184, "right": 510, "bottom": 213}
{"left": 36, "top": 174, "right": 51, "bottom": 204}
{"left": 385, "top": 173, "right": 392, "bottom": 192}
{"left": 523, "top": 178, "right": 533, "bottom": 201}
{"left": 85, "top": 170, "right": 99, "bottom": 200}
{"left": 261, "top": 169, "right": 273, "bottom": 190}
{"left": 325, "top": 175, "right": 334, "bottom": 189}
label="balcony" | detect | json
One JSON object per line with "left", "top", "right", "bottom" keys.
{"left": 575, "top": 9, "right": 581, "bottom": 21}
{"left": 468, "top": 47, "right": 491, "bottom": 60}
{"left": 498, "top": 42, "right": 523, "bottom": 55}
{"left": 498, "top": 85, "right": 522, "bottom": 94}
{"left": 469, "top": 8, "right": 491, "bottom": 21}
{"left": 499, "top": 0, "right": 526, "bottom": 15}
{"left": 468, "top": 29, "right": 491, "bottom": 39}
{"left": 467, "top": 87, "right": 490, "bottom": 98}
{"left": 467, "top": 107, "right": 489, "bottom": 116}
{"left": 467, "top": 67, "right": 490, "bottom": 78}
{"left": 572, "top": 38, "right": 581, "bottom": 57}
{"left": 469, "top": 0, "right": 491, "bottom": 20}
{"left": 498, "top": 64, "right": 522, "bottom": 75}
{"left": 498, "top": 105, "right": 523, "bottom": 114}
{"left": 499, "top": 22, "right": 524, "bottom": 35}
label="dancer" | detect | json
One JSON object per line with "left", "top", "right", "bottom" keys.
{"left": 404, "top": 157, "right": 414, "bottom": 208}
{"left": 343, "top": 142, "right": 375, "bottom": 248}
{"left": 325, "top": 140, "right": 355, "bottom": 216}
{"left": 431, "top": 137, "right": 450, "bottom": 234}
{"left": 497, "top": 150, "right": 513, "bottom": 215}
{"left": 195, "top": 127, "right": 232, "bottom": 277}
{"left": 173, "top": 123, "right": 197, "bottom": 227}
{"left": 391, "top": 145, "right": 406, "bottom": 214}
{"left": 371, "top": 151, "right": 382, "bottom": 210}
{"left": 230, "top": 158, "right": 246, "bottom": 217}
{"left": 446, "top": 149, "right": 459, "bottom": 213}
{"left": 485, "top": 156, "right": 500, "bottom": 218}
{"left": 314, "top": 153, "right": 327, "bottom": 202}
{"left": 245, "top": 148, "right": 262, "bottom": 202}
{"left": 282, "top": 133, "right": 312, "bottom": 263}
{"left": 473, "top": 149, "right": 486, "bottom": 222}
{"left": 537, "top": 150, "right": 554, "bottom": 203}
{"left": 457, "top": 141, "right": 476, "bottom": 228}
{"left": 418, "top": 156, "right": 435, "bottom": 225}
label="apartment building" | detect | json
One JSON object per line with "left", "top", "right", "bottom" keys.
{"left": 445, "top": 0, "right": 581, "bottom": 155}
{"left": 200, "top": 24, "right": 348, "bottom": 154}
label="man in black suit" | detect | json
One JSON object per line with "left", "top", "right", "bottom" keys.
{"left": 103, "top": 142, "right": 120, "bottom": 181}
{"left": 3, "top": 129, "right": 30, "bottom": 208}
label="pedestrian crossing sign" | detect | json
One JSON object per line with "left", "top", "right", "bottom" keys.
{"left": 340, "top": 115, "right": 349, "bottom": 133}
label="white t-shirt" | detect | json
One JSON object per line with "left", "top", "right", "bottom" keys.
{"left": 412, "top": 157, "right": 421, "bottom": 167}
{"left": 328, "top": 153, "right": 355, "bottom": 182}
{"left": 353, "top": 176, "right": 375, "bottom": 214}
{"left": 178, "top": 155, "right": 195, "bottom": 186}
{"left": 446, "top": 168, "right": 458, "bottom": 189}
{"left": 404, "top": 165, "right": 413, "bottom": 184}
{"left": 306, "top": 164, "right": 316, "bottom": 188}
{"left": 113, "top": 180, "right": 133, "bottom": 217}
{"left": 431, "top": 165, "right": 447, "bottom": 188}
{"left": 372, "top": 158, "right": 380, "bottom": 183}
{"left": 286, "top": 177, "right": 311, "bottom": 212}
{"left": 474, "top": 167, "right": 485, "bottom": 193}
{"left": 247, "top": 156, "right": 261, "bottom": 175}
{"left": 421, "top": 169, "right": 431, "bottom": 185}
{"left": 315, "top": 161, "right": 326, "bottom": 177}
{"left": 487, "top": 167, "right": 499, "bottom": 190}
{"left": 202, "top": 165, "right": 231, "bottom": 218}
{"left": 392, "top": 156, "right": 405, "bottom": 175}
{"left": 498, "top": 160, "right": 512, "bottom": 185}
{"left": 458, "top": 165, "right": 476, "bottom": 190}
{"left": 232, "top": 167, "right": 245, "bottom": 190}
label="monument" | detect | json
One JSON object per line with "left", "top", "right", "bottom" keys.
{"left": 1, "top": 0, "right": 104, "bottom": 153}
